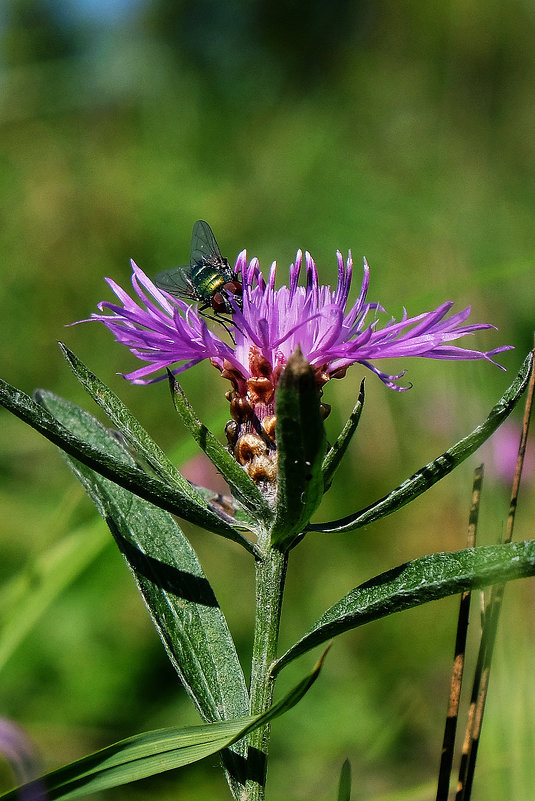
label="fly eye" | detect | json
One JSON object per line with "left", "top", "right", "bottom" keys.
{"left": 211, "top": 293, "right": 227, "bottom": 313}
{"left": 223, "top": 281, "right": 242, "bottom": 297}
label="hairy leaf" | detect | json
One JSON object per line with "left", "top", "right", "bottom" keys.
{"left": 0, "top": 379, "right": 257, "bottom": 554}
{"left": 309, "top": 353, "right": 532, "bottom": 533}
{"left": 274, "top": 541, "right": 535, "bottom": 673}
{"left": 169, "top": 372, "right": 273, "bottom": 524}
{"left": 272, "top": 349, "right": 327, "bottom": 549}
{"left": 59, "top": 343, "right": 206, "bottom": 501}
{"left": 37, "top": 390, "right": 250, "bottom": 795}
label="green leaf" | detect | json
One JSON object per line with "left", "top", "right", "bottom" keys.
{"left": 187, "top": 482, "right": 259, "bottom": 531}
{"left": 0, "top": 519, "right": 109, "bottom": 673}
{"left": 309, "top": 353, "right": 532, "bottom": 534}
{"left": 271, "top": 348, "right": 327, "bottom": 550}
{"left": 58, "top": 343, "right": 206, "bottom": 503}
{"left": 1, "top": 652, "right": 325, "bottom": 801}
{"left": 37, "top": 390, "right": 251, "bottom": 796}
{"left": 0, "top": 378, "right": 258, "bottom": 555}
{"left": 337, "top": 759, "right": 352, "bottom": 801}
{"left": 60, "top": 345, "right": 254, "bottom": 531}
{"left": 273, "top": 540, "right": 535, "bottom": 674}
{"left": 168, "top": 372, "right": 274, "bottom": 524}
{"left": 322, "top": 380, "right": 365, "bottom": 491}
{"left": 37, "top": 392, "right": 250, "bottom": 719}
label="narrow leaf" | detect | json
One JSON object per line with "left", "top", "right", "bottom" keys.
{"left": 273, "top": 540, "right": 535, "bottom": 674}
{"left": 38, "top": 391, "right": 250, "bottom": 723}
{"left": 337, "top": 759, "right": 352, "bottom": 801}
{"left": 58, "top": 343, "right": 205, "bottom": 503}
{"left": 322, "top": 380, "right": 365, "bottom": 491}
{"left": 309, "top": 353, "right": 532, "bottom": 533}
{"left": 1, "top": 652, "right": 325, "bottom": 801}
{"left": 0, "top": 379, "right": 257, "bottom": 555}
{"left": 271, "top": 348, "right": 327, "bottom": 549}
{"left": 169, "top": 372, "right": 273, "bottom": 523}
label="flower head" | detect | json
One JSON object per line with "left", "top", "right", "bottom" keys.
{"left": 81, "top": 248, "right": 512, "bottom": 392}
{"left": 78, "top": 244, "right": 512, "bottom": 486}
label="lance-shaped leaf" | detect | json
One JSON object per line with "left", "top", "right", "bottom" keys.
{"left": 168, "top": 372, "right": 274, "bottom": 524}
{"left": 37, "top": 390, "right": 250, "bottom": 795}
{"left": 309, "top": 353, "right": 532, "bottom": 534}
{"left": 322, "top": 379, "right": 365, "bottom": 491}
{"left": 0, "top": 379, "right": 257, "bottom": 555}
{"left": 273, "top": 540, "right": 535, "bottom": 674}
{"left": 337, "top": 759, "right": 352, "bottom": 801}
{"left": 271, "top": 348, "right": 328, "bottom": 550}
{"left": 1, "top": 652, "right": 325, "bottom": 801}
{"left": 58, "top": 343, "right": 205, "bottom": 501}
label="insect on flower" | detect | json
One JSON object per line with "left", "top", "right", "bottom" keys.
{"left": 82, "top": 236, "right": 513, "bottom": 393}
{"left": 154, "top": 220, "right": 243, "bottom": 316}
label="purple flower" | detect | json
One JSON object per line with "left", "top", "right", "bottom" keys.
{"left": 481, "top": 421, "right": 535, "bottom": 485}
{"left": 78, "top": 245, "right": 512, "bottom": 485}
{"left": 0, "top": 718, "right": 46, "bottom": 800}
{"left": 81, "top": 248, "right": 512, "bottom": 393}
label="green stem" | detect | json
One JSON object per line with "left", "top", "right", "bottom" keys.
{"left": 245, "top": 544, "right": 288, "bottom": 801}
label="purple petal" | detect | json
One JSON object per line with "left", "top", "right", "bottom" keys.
{"left": 78, "top": 245, "right": 512, "bottom": 390}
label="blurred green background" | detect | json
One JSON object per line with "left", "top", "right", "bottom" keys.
{"left": 1, "top": 0, "right": 535, "bottom": 799}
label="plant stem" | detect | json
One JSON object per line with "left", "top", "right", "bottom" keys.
{"left": 245, "top": 544, "right": 288, "bottom": 801}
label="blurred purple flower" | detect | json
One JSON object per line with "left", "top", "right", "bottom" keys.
{"left": 80, "top": 248, "right": 512, "bottom": 393}
{"left": 481, "top": 421, "right": 535, "bottom": 484}
{"left": 0, "top": 718, "right": 46, "bottom": 801}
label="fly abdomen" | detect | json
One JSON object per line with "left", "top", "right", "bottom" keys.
{"left": 191, "top": 264, "right": 227, "bottom": 303}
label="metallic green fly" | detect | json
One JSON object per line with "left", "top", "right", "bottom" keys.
{"left": 154, "top": 220, "right": 242, "bottom": 314}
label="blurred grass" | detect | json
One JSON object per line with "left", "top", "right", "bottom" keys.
{"left": 1, "top": 1, "right": 535, "bottom": 799}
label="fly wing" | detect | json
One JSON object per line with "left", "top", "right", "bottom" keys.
{"left": 154, "top": 265, "right": 197, "bottom": 300}
{"left": 190, "top": 219, "right": 222, "bottom": 267}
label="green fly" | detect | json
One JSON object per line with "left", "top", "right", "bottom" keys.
{"left": 154, "top": 220, "right": 242, "bottom": 314}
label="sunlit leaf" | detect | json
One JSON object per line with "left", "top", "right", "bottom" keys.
{"left": 168, "top": 372, "right": 273, "bottom": 524}
{"left": 309, "top": 353, "right": 532, "bottom": 533}
{"left": 38, "top": 393, "right": 249, "bottom": 713}
{"left": 58, "top": 343, "right": 205, "bottom": 501}
{"left": 1, "top": 651, "right": 325, "bottom": 801}
{"left": 36, "top": 390, "right": 251, "bottom": 795}
{"left": 0, "top": 379, "right": 257, "bottom": 554}
{"left": 274, "top": 540, "right": 535, "bottom": 674}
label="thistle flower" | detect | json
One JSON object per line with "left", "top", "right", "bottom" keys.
{"left": 83, "top": 248, "right": 511, "bottom": 388}
{"left": 80, "top": 246, "right": 511, "bottom": 484}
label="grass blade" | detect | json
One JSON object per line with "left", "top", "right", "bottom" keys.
{"left": 1, "top": 652, "right": 325, "bottom": 801}
{"left": 435, "top": 466, "right": 482, "bottom": 801}
{"left": 456, "top": 339, "right": 535, "bottom": 801}
{"left": 0, "top": 519, "right": 108, "bottom": 673}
